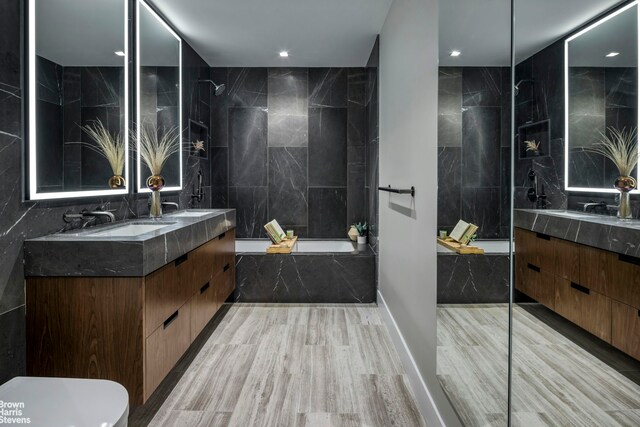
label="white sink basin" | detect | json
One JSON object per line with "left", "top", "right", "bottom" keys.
{"left": 169, "top": 211, "right": 212, "bottom": 218}
{"left": 88, "top": 223, "right": 173, "bottom": 237}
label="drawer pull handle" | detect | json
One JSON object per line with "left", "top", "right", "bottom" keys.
{"left": 638, "top": 309, "right": 640, "bottom": 318}
{"left": 223, "top": 263, "right": 230, "bottom": 272}
{"left": 219, "top": 232, "right": 226, "bottom": 240}
{"left": 527, "top": 263, "right": 540, "bottom": 273}
{"left": 175, "top": 254, "right": 188, "bottom": 266}
{"left": 536, "top": 233, "right": 551, "bottom": 241}
{"left": 163, "top": 310, "right": 179, "bottom": 329}
{"left": 619, "top": 254, "right": 640, "bottom": 266}
{"left": 200, "top": 282, "right": 210, "bottom": 294}
{"left": 570, "top": 282, "right": 590, "bottom": 295}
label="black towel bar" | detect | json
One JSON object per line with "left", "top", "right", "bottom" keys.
{"left": 378, "top": 185, "right": 415, "bottom": 197}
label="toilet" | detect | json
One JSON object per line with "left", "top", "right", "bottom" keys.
{"left": 0, "top": 377, "right": 129, "bottom": 427}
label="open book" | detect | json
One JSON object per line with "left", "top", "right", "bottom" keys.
{"left": 264, "top": 219, "right": 287, "bottom": 244}
{"left": 448, "top": 220, "right": 479, "bottom": 245}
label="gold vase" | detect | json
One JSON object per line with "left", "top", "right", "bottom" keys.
{"left": 614, "top": 176, "right": 636, "bottom": 219}
{"left": 147, "top": 175, "right": 165, "bottom": 219}
{"left": 108, "top": 175, "right": 126, "bottom": 189}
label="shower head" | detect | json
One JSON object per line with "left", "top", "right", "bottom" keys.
{"left": 514, "top": 79, "right": 534, "bottom": 96}
{"left": 198, "top": 79, "right": 226, "bottom": 96}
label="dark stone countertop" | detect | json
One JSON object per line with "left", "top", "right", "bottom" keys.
{"left": 24, "top": 209, "right": 236, "bottom": 277}
{"left": 515, "top": 209, "right": 640, "bottom": 257}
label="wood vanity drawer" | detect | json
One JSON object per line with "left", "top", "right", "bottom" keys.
{"left": 218, "top": 259, "right": 235, "bottom": 305}
{"left": 516, "top": 261, "right": 555, "bottom": 309}
{"left": 145, "top": 301, "right": 191, "bottom": 401}
{"left": 579, "top": 245, "right": 616, "bottom": 296}
{"left": 611, "top": 301, "right": 640, "bottom": 360}
{"left": 609, "top": 254, "right": 640, "bottom": 309}
{"left": 191, "top": 238, "right": 221, "bottom": 294}
{"left": 555, "top": 277, "right": 611, "bottom": 342}
{"left": 190, "top": 278, "right": 220, "bottom": 342}
{"left": 515, "top": 228, "right": 555, "bottom": 275}
{"left": 555, "top": 239, "right": 580, "bottom": 283}
{"left": 145, "top": 255, "right": 193, "bottom": 336}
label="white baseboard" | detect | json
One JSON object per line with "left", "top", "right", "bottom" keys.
{"left": 377, "top": 290, "right": 446, "bottom": 427}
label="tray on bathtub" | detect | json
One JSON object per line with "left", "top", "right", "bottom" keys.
{"left": 267, "top": 236, "right": 298, "bottom": 254}
{"left": 437, "top": 237, "right": 484, "bottom": 255}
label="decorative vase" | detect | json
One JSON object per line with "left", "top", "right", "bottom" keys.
{"left": 348, "top": 226, "right": 359, "bottom": 242}
{"left": 147, "top": 175, "right": 165, "bottom": 218}
{"left": 357, "top": 235, "right": 367, "bottom": 245}
{"left": 108, "top": 175, "right": 126, "bottom": 189}
{"left": 614, "top": 176, "right": 636, "bottom": 219}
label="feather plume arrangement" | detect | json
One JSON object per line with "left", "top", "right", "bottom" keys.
{"left": 585, "top": 127, "right": 638, "bottom": 177}
{"left": 136, "top": 124, "right": 181, "bottom": 176}
{"left": 524, "top": 140, "right": 540, "bottom": 152}
{"left": 80, "top": 119, "right": 125, "bottom": 176}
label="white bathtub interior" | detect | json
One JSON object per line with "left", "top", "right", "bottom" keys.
{"left": 235, "top": 239, "right": 356, "bottom": 253}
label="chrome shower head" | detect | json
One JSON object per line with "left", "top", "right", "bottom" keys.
{"left": 514, "top": 79, "right": 534, "bottom": 96}
{"left": 198, "top": 79, "right": 226, "bottom": 96}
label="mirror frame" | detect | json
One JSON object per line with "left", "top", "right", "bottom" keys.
{"left": 26, "top": 0, "right": 130, "bottom": 200}
{"left": 135, "top": 0, "right": 183, "bottom": 193}
{"left": 564, "top": 0, "right": 640, "bottom": 193}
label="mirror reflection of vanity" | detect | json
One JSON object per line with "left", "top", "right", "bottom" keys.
{"left": 565, "top": 2, "right": 639, "bottom": 192}
{"left": 27, "top": 0, "right": 129, "bottom": 200}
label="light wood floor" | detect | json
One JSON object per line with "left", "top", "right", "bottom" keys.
{"left": 143, "top": 304, "right": 425, "bottom": 427}
{"left": 438, "top": 304, "right": 640, "bottom": 427}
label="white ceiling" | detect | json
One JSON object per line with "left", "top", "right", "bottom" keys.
{"left": 149, "top": 0, "right": 393, "bottom": 67}
{"left": 37, "top": 0, "right": 125, "bottom": 66}
{"left": 439, "top": 0, "right": 627, "bottom": 66}
{"left": 569, "top": 4, "right": 637, "bottom": 67}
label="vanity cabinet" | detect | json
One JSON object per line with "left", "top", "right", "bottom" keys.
{"left": 515, "top": 227, "right": 639, "bottom": 360}
{"left": 26, "top": 228, "right": 236, "bottom": 406}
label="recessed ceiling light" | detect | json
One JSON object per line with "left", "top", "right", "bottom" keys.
{"left": 606, "top": 51, "right": 620, "bottom": 57}
{"left": 450, "top": 50, "right": 461, "bottom": 57}
{"left": 114, "top": 51, "right": 125, "bottom": 57}
{"left": 279, "top": 51, "right": 289, "bottom": 58}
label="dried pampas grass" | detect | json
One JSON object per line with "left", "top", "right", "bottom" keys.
{"left": 586, "top": 127, "right": 638, "bottom": 176}
{"left": 80, "top": 119, "right": 125, "bottom": 176}
{"left": 136, "top": 124, "right": 181, "bottom": 176}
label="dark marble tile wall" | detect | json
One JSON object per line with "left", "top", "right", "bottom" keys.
{"left": 438, "top": 66, "right": 511, "bottom": 239}
{"left": 365, "top": 37, "right": 380, "bottom": 253}
{"left": 514, "top": 40, "right": 639, "bottom": 211}
{"left": 437, "top": 253, "right": 510, "bottom": 304}
{"left": 568, "top": 66, "right": 638, "bottom": 189}
{"left": 210, "top": 62, "right": 378, "bottom": 239}
{"left": 0, "top": 0, "right": 211, "bottom": 384}
{"left": 514, "top": 41, "right": 568, "bottom": 211}
{"left": 235, "top": 252, "right": 376, "bottom": 303}
{"left": 36, "top": 58, "right": 125, "bottom": 192}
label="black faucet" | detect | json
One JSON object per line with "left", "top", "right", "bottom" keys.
{"left": 583, "top": 201, "right": 608, "bottom": 213}
{"left": 191, "top": 170, "right": 204, "bottom": 204}
{"left": 527, "top": 170, "right": 548, "bottom": 209}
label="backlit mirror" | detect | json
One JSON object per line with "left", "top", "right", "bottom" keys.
{"left": 565, "top": 2, "right": 639, "bottom": 192}
{"left": 136, "top": 0, "right": 182, "bottom": 193}
{"left": 27, "top": 0, "right": 129, "bottom": 200}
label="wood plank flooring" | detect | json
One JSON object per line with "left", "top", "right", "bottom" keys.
{"left": 437, "top": 303, "right": 640, "bottom": 427}
{"left": 135, "top": 304, "right": 425, "bottom": 427}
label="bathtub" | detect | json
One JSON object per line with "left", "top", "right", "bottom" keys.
{"left": 437, "top": 239, "right": 510, "bottom": 304}
{"left": 234, "top": 239, "right": 376, "bottom": 303}
{"left": 236, "top": 239, "right": 357, "bottom": 254}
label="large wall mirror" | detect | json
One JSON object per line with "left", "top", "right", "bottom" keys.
{"left": 27, "top": 0, "right": 129, "bottom": 200}
{"left": 136, "top": 0, "right": 182, "bottom": 193}
{"left": 565, "top": 1, "right": 639, "bottom": 193}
